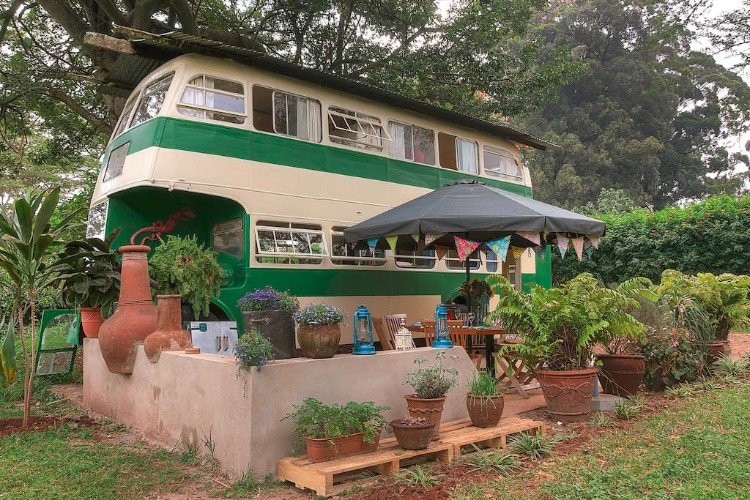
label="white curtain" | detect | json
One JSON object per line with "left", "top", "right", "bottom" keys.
{"left": 308, "top": 100, "right": 322, "bottom": 142}
{"left": 388, "top": 122, "right": 407, "bottom": 158}
{"left": 457, "top": 139, "right": 478, "bottom": 174}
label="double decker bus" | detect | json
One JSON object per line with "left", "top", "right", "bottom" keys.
{"left": 87, "top": 53, "right": 553, "bottom": 332}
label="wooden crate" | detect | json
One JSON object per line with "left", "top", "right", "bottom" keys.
{"left": 277, "top": 440, "right": 453, "bottom": 497}
{"left": 439, "top": 417, "right": 545, "bottom": 455}
{"left": 277, "top": 417, "right": 544, "bottom": 496}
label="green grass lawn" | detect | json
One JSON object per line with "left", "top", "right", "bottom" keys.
{"left": 452, "top": 380, "right": 750, "bottom": 499}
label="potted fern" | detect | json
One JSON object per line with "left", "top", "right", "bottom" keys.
{"left": 55, "top": 232, "right": 121, "bottom": 337}
{"left": 489, "top": 273, "right": 645, "bottom": 422}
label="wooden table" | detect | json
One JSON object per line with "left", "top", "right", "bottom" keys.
{"left": 407, "top": 325, "right": 507, "bottom": 375}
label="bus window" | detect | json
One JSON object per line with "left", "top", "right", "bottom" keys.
{"left": 86, "top": 201, "right": 108, "bottom": 240}
{"left": 438, "top": 133, "right": 478, "bottom": 174}
{"left": 331, "top": 226, "right": 386, "bottom": 266}
{"left": 178, "top": 75, "right": 245, "bottom": 124}
{"left": 255, "top": 221, "right": 325, "bottom": 265}
{"left": 483, "top": 146, "right": 523, "bottom": 180}
{"left": 112, "top": 93, "right": 139, "bottom": 139}
{"left": 395, "top": 250, "right": 436, "bottom": 269}
{"left": 249, "top": 86, "right": 323, "bottom": 142}
{"left": 328, "top": 106, "right": 386, "bottom": 151}
{"left": 130, "top": 72, "right": 174, "bottom": 127}
{"left": 103, "top": 143, "right": 129, "bottom": 182}
{"left": 388, "top": 121, "right": 435, "bottom": 165}
{"left": 445, "top": 250, "right": 480, "bottom": 270}
{"left": 212, "top": 218, "right": 243, "bottom": 259}
{"left": 486, "top": 250, "right": 500, "bottom": 273}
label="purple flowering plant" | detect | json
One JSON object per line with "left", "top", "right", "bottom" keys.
{"left": 237, "top": 286, "right": 299, "bottom": 314}
{"left": 234, "top": 328, "right": 274, "bottom": 371}
{"left": 294, "top": 304, "right": 344, "bottom": 326}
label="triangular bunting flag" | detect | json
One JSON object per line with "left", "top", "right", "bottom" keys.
{"left": 511, "top": 246, "right": 523, "bottom": 260}
{"left": 411, "top": 233, "right": 420, "bottom": 244}
{"left": 557, "top": 234, "right": 569, "bottom": 258}
{"left": 486, "top": 236, "right": 511, "bottom": 262}
{"left": 367, "top": 237, "right": 379, "bottom": 251}
{"left": 386, "top": 235, "right": 398, "bottom": 251}
{"left": 586, "top": 246, "right": 595, "bottom": 258}
{"left": 587, "top": 234, "right": 600, "bottom": 249}
{"left": 424, "top": 233, "right": 443, "bottom": 246}
{"left": 454, "top": 236, "right": 481, "bottom": 261}
{"left": 572, "top": 237, "right": 585, "bottom": 261}
{"left": 518, "top": 231, "right": 541, "bottom": 246}
{"left": 435, "top": 245, "right": 450, "bottom": 260}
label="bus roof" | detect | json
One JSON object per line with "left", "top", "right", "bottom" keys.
{"left": 86, "top": 26, "right": 556, "bottom": 151}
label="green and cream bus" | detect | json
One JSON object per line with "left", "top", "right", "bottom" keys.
{"left": 87, "top": 53, "right": 553, "bottom": 331}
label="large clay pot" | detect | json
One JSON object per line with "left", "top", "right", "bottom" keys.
{"left": 297, "top": 323, "right": 341, "bottom": 358}
{"left": 597, "top": 354, "right": 645, "bottom": 397}
{"left": 144, "top": 295, "right": 192, "bottom": 362}
{"left": 242, "top": 310, "right": 296, "bottom": 359}
{"left": 466, "top": 393, "right": 504, "bottom": 428}
{"left": 79, "top": 307, "right": 105, "bottom": 338}
{"left": 98, "top": 245, "right": 158, "bottom": 374}
{"left": 305, "top": 432, "right": 379, "bottom": 462}
{"left": 405, "top": 395, "right": 446, "bottom": 439}
{"left": 391, "top": 419, "right": 435, "bottom": 450}
{"left": 536, "top": 368, "right": 599, "bottom": 423}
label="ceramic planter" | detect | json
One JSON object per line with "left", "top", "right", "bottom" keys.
{"left": 405, "top": 395, "right": 446, "bottom": 439}
{"left": 297, "top": 323, "right": 341, "bottom": 358}
{"left": 79, "top": 307, "right": 105, "bottom": 338}
{"left": 98, "top": 245, "right": 158, "bottom": 374}
{"left": 536, "top": 368, "right": 599, "bottom": 423}
{"left": 144, "top": 295, "right": 192, "bottom": 362}
{"left": 706, "top": 340, "right": 731, "bottom": 366}
{"left": 597, "top": 354, "right": 646, "bottom": 397}
{"left": 305, "top": 432, "right": 380, "bottom": 462}
{"left": 466, "top": 393, "right": 504, "bottom": 428}
{"left": 242, "top": 310, "right": 296, "bottom": 359}
{"left": 391, "top": 420, "right": 435, "bottom": 450}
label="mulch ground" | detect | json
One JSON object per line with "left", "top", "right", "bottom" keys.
{"left": 0, "top": 415, "right": 95, "bottom": 438}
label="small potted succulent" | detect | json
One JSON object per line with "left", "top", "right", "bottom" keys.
{"left": 466, "top": 370, "right": 505, "bottom": 428}
{"left": 234, "top": 327, "right": 274, "bottom": 371}
{"left": 238, "top": 287, "right": 299, "bottom": 359}
{"left": 283, "top": 398, "right": 390, "bottom": 462}
{"left": 293, "top": 304, "right": 344, "bottom": 358}
{"left": 402, "top": 351, "right": 458, "bottom": 439}
{"left": 54, "top": 232, "right": 121, "bottom": 337}
{"left": 390, "top": 416, "right": 435, "bottom": 450}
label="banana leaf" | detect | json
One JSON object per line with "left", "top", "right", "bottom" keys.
{"left": 0, "top": 317, "right": 17, "bottom": 386}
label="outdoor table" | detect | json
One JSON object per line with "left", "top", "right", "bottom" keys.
{"left": 407, "top": 325, "right": 507, "bottom": 375}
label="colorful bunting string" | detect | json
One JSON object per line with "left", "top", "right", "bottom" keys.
{"left": 386, "top": 235, "right": 398, "bottom": 250}
{"left": 511, "top": 246, "right": 523, "bottom": 260}
{"left": 454, "top": 236, "right": 481, "bottom": 260}
{"left": 518, "top": 231, "right": 541, "bottom": 246}
{"left": 486, "top": 235, "right": 511, "bottom": 262}
{"left": 425, "top": 233, "right": 443, "bottom": 246}
{"left": 587, "top": 234, "right": 600, "bottom": 249}
{"left": 367, "top": 237, "right": 379, "bottom": 251}
{"left": 572, "top": 237, "right": 585, "bottom": 261}
{"left": 557, "top": 234, "right": 569, "bottom": 259}
{"left": 435, "top": 245, "right": 450, "bottom": 260}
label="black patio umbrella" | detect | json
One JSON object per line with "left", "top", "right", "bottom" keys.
{"left": 343, "top": 180, "right": 605, "bottom": 360}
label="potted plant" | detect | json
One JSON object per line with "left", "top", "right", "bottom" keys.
{"left": 54, "top": 232, "right": 121, "bottom": 337}
{"left": 234, "top": 327, "right": 274, "bottom": 371}
{"left": 390, "top": 416, "right": 435, "bottom": 450}
{"left": 466, "top": 370, "right": 505, "bottom": 428}
{"left": 283, "top": 398, "right": 390, "bottom": 462}
{"left": 238, "top": 287, "right": 299, "bottom": 359}
{"left": 596, "top": 284, "right": 656, "bottom": 397}
{"left": 402, "top": 351, "right": 458, "bottom": 438}
{"left": 490, "top": 273, "right": 646, "bottom": 422}
{"left": 293, "top": 304, "right": 344, "bottom": 358}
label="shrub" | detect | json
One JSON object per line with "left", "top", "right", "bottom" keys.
{"left": 613, "top": 396, "right": 644, "bottom": 420}
{"left": 293, "top": 304, "right": 344, "bottom": 325}
{"left": 237, "top": 287, "right": 298, "bottom": 314}
{"left": 403, "top": 351, "right": 459, "bottom": 399}
{"left": 149, "top": 235, "right": 224, "bottom": 319}
{"left": 553, "top": 195, "right": 750, "bottom": 285}
{"left": 509, "top": 432, "right": 557, "bottom": 460}
{"left": 234, "top": 329, "right": 274, "bottom": 371}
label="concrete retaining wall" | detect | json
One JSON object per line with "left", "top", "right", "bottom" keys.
{"left": 83, "top": 339, "right": 476, "bottom": 477}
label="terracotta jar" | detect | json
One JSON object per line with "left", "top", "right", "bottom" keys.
{"left": 466, "top": 394, "right": 504, "bottom": 428}
{"left": 79, "top": 307, "right": 105, "bottom": 338}
{"left": 405, "top": 395, "right": 446, "bottom": 439}
{"left": 597, "top": 354, "right": 646, "bottom": 397}
{"left": 297, "top": 323, "right": 341, "bottom": 358}
{"left": 98, "top": 245, "right": 158, "bottom": 374}
{"left": 144, "top": 295, "right": 192, "bottom": 362}
{"left": 536, "top": 368, "right": 599, "bottom": 423}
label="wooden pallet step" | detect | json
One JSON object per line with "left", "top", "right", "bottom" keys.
{"left": 439, "top": 417, "right": 545, "bottom": 455}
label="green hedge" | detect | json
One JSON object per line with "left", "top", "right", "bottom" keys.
{"left": 553, "top": 195, "right": 750, "bottom": 284}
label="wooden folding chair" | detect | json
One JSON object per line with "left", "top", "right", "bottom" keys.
{"left": 449, "top": 325, "right": 483, "bottom": 369}
{"left": 493, "top": 345, "right": 539, "bottom": 398}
